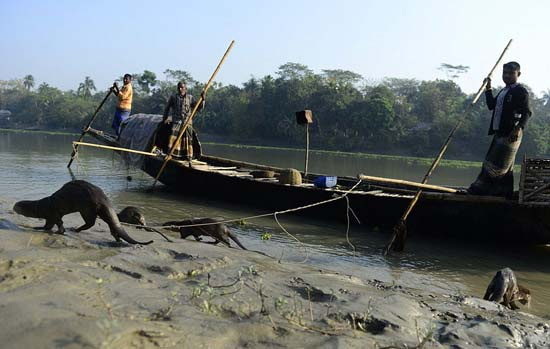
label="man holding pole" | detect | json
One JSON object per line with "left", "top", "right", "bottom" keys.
{"left": 160, "top": 81, "right": 205, "bottom": 159}
{"left": 468, "top": 62, "right": 532, "bottom": 198}
{"left": 111, "top": 74, "right": 133, "bottom": 136}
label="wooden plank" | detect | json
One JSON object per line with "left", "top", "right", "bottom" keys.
{"left": 519, "top": 157, "right": 550, "bottom": 205}
{"left": 191, "top": 165, "right": 238, "bottom": 171}
{"left": 357, "top": 174, "right": 457, "bottom": 193}
{"left": 523, "top": 182, "right": 550, "bottom": 201}
{"left": 519, "top": 154, "right": 527, "bottom": 204}
{"left": 203, "top": 155, "right": 284, "bottom": 172}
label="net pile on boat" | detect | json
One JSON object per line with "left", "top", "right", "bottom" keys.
{"left": 279, "top": 168, "right": 302, "bottom": 185}
{"left": 118, "top": 113, "right": 163, "bottom": 168}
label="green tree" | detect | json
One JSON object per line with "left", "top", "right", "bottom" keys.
{"left": 77, "top": 76, "right": 96, "bottom": 98}
{"left": 276, "top": 62, "right": 313, "bottom": 80}
{"left": 163, "top": 69, "right": 198, "bottom": 87}
{"left": 438, "top": 63, "right": 470, "bottom": 80}
{"left": 137, "top": 70, "right": 157, "bottom": 94}
{"left": 23, "top": 75, "right": 35, "bottom": 91}
{"left": 322, "top": 69, "right": 363, "bottom": 86}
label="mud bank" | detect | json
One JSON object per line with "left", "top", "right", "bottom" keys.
{"left": 0, "top": 203, "right": 548, "bottom": 349}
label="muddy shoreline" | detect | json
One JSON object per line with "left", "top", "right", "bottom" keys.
{"left": 0, "top": 204, "right": 548, "bottom": 349}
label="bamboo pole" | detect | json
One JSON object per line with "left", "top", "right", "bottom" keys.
{"left": 304, "top": 124, "right": 310, "bottom": 177}
{"left": 384, "top": 39, "right": 513, "bottom": 255}
{"left": 67, "top": 89, "right": 113, "bottom": 168}
{"left": 357, "top": 174, "right": 457, "bottom": 193}
{"left": 152, "top": 40, "right": 235, "bottom": 188}
{"left": 72, "top": 141, "right": 159, "bottom": 157}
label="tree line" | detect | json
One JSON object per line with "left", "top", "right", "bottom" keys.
{"left": 1, "top": 63, "right": 550, "bottom": 160}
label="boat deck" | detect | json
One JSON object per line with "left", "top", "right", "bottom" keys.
{"left": 80, "top": 127, "right": 550, "bottom": 244}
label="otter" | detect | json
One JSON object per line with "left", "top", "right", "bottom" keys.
{"left": 163, "top": 217, "right": 247, "bottom": 249}
{"left": 118, "top": 206, "right": 146, "bottom": 226}
{"left": 13, "top": 180, "right": 153, "bottom": 245}
{"left": 483, "top": 267, "right": 531, "bottom": 310}
{"left": 117, "top": 206, "right": 173, "bottom": 243}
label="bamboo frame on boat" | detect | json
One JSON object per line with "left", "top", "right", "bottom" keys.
{"left": 357, "top": 174, "right": 457, "bottom": 193}
{"left": 72, "top": 141, "right": 160, "bottom": 157}
{"left": 80, "top": 127, "right": 550, "bottom": 245}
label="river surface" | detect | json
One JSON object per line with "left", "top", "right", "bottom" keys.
{"left": 1, "top": 129, "right": 549, "bottom": 317}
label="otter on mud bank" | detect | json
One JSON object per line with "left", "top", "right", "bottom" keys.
{"left": 118, "top": 206, "right": 146, "bottom": 226}
{"left": 483, "top": 267, "right": 531, "bottom": 310}
{"left": 117, "top": 206, "right": 173, "bottom": 243}
{"left": 13, "top": 180, "right": 153, "bottom": 245}
{"left": 163, "top": 217, "right": 247, "bottom": 249}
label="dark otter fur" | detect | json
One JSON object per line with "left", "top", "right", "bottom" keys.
{"left": 118, "top": 206, "right": 146, "bottom": 226}
{"left": 483, "top": 267, "right": 531, "bottom": 310}
{"left": 163, "top": 217, "right": 246, "bottom": 249}
{"left": 117, "top": 206, "right": 173, "bottom": 242}
{"left": 13, "top": 180, "right": 153, "bottom": 245}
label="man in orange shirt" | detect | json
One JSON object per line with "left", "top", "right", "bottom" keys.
{"left": 111, "top": 73, "right": 133, "bottom": 136}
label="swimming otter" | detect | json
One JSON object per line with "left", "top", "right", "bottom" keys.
{"left": 483, "top": 267, "right": 531, "bottom": 310}
{"left": 163, "top": 217, "right": 247, "bottom": 249}
{"left": 13, "top": 180, "right": 153, "bottom": 245}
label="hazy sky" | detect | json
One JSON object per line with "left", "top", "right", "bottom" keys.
{"left": 1, "top": 0, "right": 548, "bottom": 95}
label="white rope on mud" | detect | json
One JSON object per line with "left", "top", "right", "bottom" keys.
{"left": 125, "top": 180, "right": 364, "bottom": 261}
{"left": 74, "top": 145, "right": 364, "bottom": 258}
{"left": 344, "top": 196, "right": 356, "bottom": 257}
{"left": 151, "top": 180, "right": 364, "bottom": 230}
{"left": 273, "top": 212, "right": 309, "bottom": 263}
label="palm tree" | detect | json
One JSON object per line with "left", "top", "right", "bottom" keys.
{"left": 77, "top": 76, "right": 96, "bottom": 98}
{"left": 138, "top": 70, "right": 157, "bottom": 94}
{"left": 23, "top": 74, "right": 35, "bottom": 91}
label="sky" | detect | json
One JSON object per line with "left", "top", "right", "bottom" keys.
{"left": 1, "top": 0, "right": 549, "bottom": 95}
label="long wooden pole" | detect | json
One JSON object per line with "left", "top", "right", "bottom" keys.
{"left": 152, "top": 40, "right": 235, "bottom": 188}
{"left": 304, "top": 124, "right": 309, "bottom": 177}
{"left": 67, "top": 89, "right": 113, "bottom": 168}
{"left": 357, "top": 174, "right": 457, "bottom": 193}
{"left": 72, "top": 141, "right": 159, "bottom": 157}
{"left": 384, "top": 39, "right": 513, "bottom": 255}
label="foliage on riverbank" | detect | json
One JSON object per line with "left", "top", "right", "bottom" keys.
{"left": 2, "top": 64, "right": 550, "bottom": 160}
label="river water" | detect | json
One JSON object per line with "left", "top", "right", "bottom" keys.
{"left": 1, "top": 129, "right": 549, "bottom": 317}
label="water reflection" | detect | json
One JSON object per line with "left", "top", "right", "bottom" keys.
{"left": 1, "top": 130, "right": 549, "bottom": 317}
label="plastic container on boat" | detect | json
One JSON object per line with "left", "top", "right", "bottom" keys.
{"left": 313, "top": 176, "right": 337, "bottom": 188}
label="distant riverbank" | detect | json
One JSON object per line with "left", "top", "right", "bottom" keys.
{"left": 0, "top": 127, "right": 483, "bottom": 170}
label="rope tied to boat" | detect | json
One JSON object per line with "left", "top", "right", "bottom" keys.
{"left": 122, "top": 180, "right": 364, "bottom": 261}
{"left": 143, "top": 180, "right": 363, "bottom": 230}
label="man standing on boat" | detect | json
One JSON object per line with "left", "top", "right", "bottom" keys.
{"left": 468, "top": 62, "right": 532, "bottom": 197}
{"left": 160, "top": 81, "right": 205, "bottom": 159}
{"left": 111, "top": 74, "right": 133, "bottom": 136}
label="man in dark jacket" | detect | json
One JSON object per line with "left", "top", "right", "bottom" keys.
{"left": 468, "top": 62, "right": 532, "bottom": 197}
{"left": 156, "top": 81, "right": 205, "bottom": 159}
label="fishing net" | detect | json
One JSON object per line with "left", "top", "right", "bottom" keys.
{"left": 118, "top": 113, "right": 163, "bottom": 168}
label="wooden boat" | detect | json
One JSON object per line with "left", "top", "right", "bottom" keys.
{"left": 81, "top": 115, "right": 550, "bottom": 245}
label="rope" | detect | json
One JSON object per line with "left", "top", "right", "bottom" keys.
{"left": 273, "top": 212, "right": 308, "bottom": 262}
{"left": 152, "top": 180, "right": 363, "bottom": 230}
{"left": 344, "top": 196, "right": 356, "bottom": 257}
{"left": 73, "top": 144, "right": 364, "bottom": 258}
{"left": 120, "top": 180, "right": 364, "bottom": 260}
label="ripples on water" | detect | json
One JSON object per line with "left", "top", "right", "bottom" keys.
{"left": 1, "top": 130, "right": 549, "bottom": 317}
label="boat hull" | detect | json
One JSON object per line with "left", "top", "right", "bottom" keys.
{"left": 143, "top": 156, "right": 550, "bottom": 245}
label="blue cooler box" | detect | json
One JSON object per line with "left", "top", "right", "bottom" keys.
{"left": 314, "top": 176, "right": 337, "bottom": 188}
